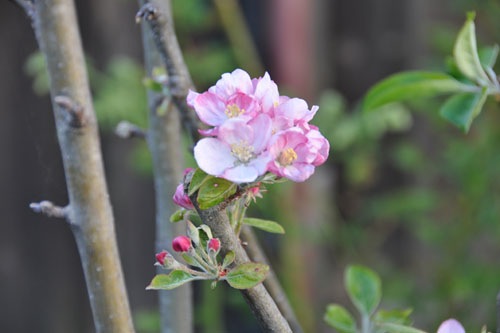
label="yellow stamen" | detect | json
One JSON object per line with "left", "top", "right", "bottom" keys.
{"left": 278, "top": 148, "right": 297, "bottom": 166}
{"left": 225, "top": 104, "right": 245, "bottom": 118}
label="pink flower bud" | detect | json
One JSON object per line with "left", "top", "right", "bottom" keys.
{"left": 155, "top": 250, "right": 169, "bottom": 266}
{"left": 172, "top": 236, "right": 192, "bottom": 252}
{"left": 173, "top": 183, "right": 194, "bottom": 210}
{"left": 208, "top": 238, "right": 220, "bottom": 252}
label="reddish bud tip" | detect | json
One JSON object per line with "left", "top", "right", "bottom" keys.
{"left": 155, "top": 250, "right": 168, "bottom": 265}
{"left": 172, "top": 236, "right": 192, "bottom": 252}
{"left": 208, "top": 238, "right": 221, "bottom": 252}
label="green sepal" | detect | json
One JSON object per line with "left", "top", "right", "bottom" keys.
{"left": 146, "top": 270, "right": 198, "bottom": 290}
{"left": 363, "top": 71, "right": 469, "bottom": 111}
{"left": 324, "top": 304, "right": 357, "bottom": 333}
{"left": 439, "top": 86, "right": 488, "bottom": 132}
{"left": 225, "top": 262, "right": 269, "bottom": 289}
{"left": 345, "top": 265, "right": 382, "bottom": 316}
{"left": 170, "top": 209, "right": 186, "bottom": 223}
{"left": 197, "top": 177, "right": 237, "bottom": 209}
{"left": 188, "top": 168, "right": 210, "bottom": 196}
{"left": 243, "top": 217, "right": 285, "bottom": 234}
{"left": 181, "top": 253, "right": 198, "bottom": 267}
{"left": 453, "top": 12, "right": 490, "bottom": 85}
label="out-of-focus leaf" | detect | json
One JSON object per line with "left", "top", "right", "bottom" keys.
{"left": 377, "top": 322, "right": 428, "bottom": 333}
{"left": 439, "top": 87, "right": 488, "bottom": 132}
{"left": 324, "top": 304, "right": 357, "bottom": 333}
{"left": 363, "top": 71, "right": 469, "bottom": 111}
{"left": 478, "top": 45, "right": 499, "bottom": 70}
{"left": 243, "top": 218, "right": 285, "bottom": 234}
{"left": 375, "top": 308, "right": 413, "bottom": 325}
{"left": 453, "top": 12, "right": 490, "bottom": 85}
{"left": 345, "top": 265, "right": 382, "bottom": 316}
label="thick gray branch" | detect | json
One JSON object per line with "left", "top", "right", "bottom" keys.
{"left": 20, "top": 0, "right": 135, "bottom": 332}
{"left": 138, "top": 1, "right": 193, "bottom": 332}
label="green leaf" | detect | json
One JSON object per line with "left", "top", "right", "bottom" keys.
{"left": 376, "top": 322, "right": 428, "bottom": 333}
{"left": 345, "top": 265, "right": 382, "bottom": 316}
{"left": 375, "top": 308, "right": 413, "bottom": 325}
{"left": 197, "top": 177, "right": 237, "bottom": 209}
{"left": 142, "top": 77, "right": 163, "bottom": 92}
{"left": 243, "top": 218, "right": 285, "bottom": 234}
{"left": 146, "top": 270, "right": 199, "bottom": 290}
{"left": 453, "top": 12, "right": 490, "bottom": 85}
{"left": 478, "top": 45, "right": 499, "bottom": 70}
{"left": 181, "top": 253, "right": 198, "bottom": 267}
{"left": 363, "top": 71, "right": 469, "bottom": 111}
{"left": 222, "top": 251, "right": 235, "bottom": 269}
{"left": 169, "top": 209, "right": 186, "bottom": 223}
{"left": 324, "top": 304, "right": 357, "bottom": 333}
{"left": 225, "top": 263, "right": 269, "bottom": 289}
{"left": 439, "top": 87, "right": 488, "bottom": 132}
{"left": 188, "top": 168, "right": 210, "bottom": 196}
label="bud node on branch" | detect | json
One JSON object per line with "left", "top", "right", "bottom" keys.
{"left": 54, "top": 95, "right": 86, "bottom": 128}
{"left": 115, "top": 121, "right": 146, "bottom": 139}
{"left": 29, "top": 200, "right": 68, "bottom": 219}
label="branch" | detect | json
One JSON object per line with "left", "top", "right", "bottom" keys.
{"left": 29, "top": 200, "right": 68, "bottom": 219}
{"left": 136, "top": 0, "right": 202, "bottom": 144}
{"left": 137, "top": 1, "right": 193, "bottom": 332}
{"left": 189, "top": 190, "right": 292, "bottom": 332}
{"left": 18, "top": 0, "right": 135, "bottom": 332}
{"left": 240, "top": 226, "right": 304, "bottom": 333}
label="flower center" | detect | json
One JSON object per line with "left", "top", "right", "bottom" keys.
{"left": 225, "top": 104, "right": 245, "bottom": 118}
{"left": 277, "top": 148, "right": 297, "bottom": 166}
{"left": 231, "top": 141, "right": 254, "bottom": 164}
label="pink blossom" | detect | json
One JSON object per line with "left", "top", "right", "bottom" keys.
{"left": 173, "top": 183, "right": 194, "bottom": 210}
{"left": 267, "top": 129, "right": 318, "bottom": 182}
{"left": 437, "top": 319, "right": 465, "bottom": 333}
{"left": 194, "top": 114, "right": 273, "bottom": 183}
{"left": 172, "top": 236, "right": 192, "bottom": 252}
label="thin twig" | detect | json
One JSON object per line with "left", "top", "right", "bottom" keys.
{"left": 189, "top": 188, "right": 292, "bottom": 332}
{"left": 136, "top": 0, "right": 202, "bottom": 144}
{"left": 240, "top": 226, "right": 304, "bottom": 333}
{"left": 115, "top": 121, "right": 146, "bottom": 139}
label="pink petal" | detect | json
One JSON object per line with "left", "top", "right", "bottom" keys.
{"left": 191, "top": 92, "right": 227, "bottom": 126}
{"left": 437, "top": 319, "right": 465, "bottom": 333}
{"left": 194, "top": 138, "right": 235, "bottom": 176}
{"left": 253, "top": 72, "right": 280, "bottom": 112}
{"left": 213, "top": 69, "right": 253, "bottom": 99}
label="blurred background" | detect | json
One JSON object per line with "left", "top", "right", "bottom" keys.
{"left": 1, "top": 0, "right": 500, "bottom": 332}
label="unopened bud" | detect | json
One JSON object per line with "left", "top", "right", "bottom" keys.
{"left": 155, "top": 250, "right": 169, "bottom": 266}
{"left": 208, "top": 238, "right": 221, "bottom": 253}
{"left": 173, "top": 183, "right": 194, "bottom": 210}
{"left": 172, "top": 236, "right": 192, "bottom": 252}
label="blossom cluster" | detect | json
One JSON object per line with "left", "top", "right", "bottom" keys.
{"left": 188, "top": 69, "right": 329, "bottom": 184}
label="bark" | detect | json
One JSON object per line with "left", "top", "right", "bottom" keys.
{"left": 16, "top": 0, "right": 135, "bottom": 332}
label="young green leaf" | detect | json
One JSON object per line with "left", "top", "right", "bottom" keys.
{"left": 453, "top": 12, "right": 490, "bottom": 85}
{"left": 225, "top": 262, "right": 269, "bottom": 289}
{"left": 324, "top": 304, "right": 357, "bottom": 333}
{"left": 197, "top": 177, "right": 237, "bottom": 209}
{"left": 345, "top": 265, "right": 382, "bottom": 316}
{"left": 146, "top": 270, "right": 199, "bottom": 290}
{"left": 374, "top": 308, "right": 413, "bottom": 325}
{"left": 188, "top": 168, "right": 210, "bottom": 196}
{"left": 478, "top": 45, "right": 499, "bottom": 70}
{"left": 376, "top": 322, "right": 428, "bottom": 333}
{"left": 363, "top": 71, "right": 469, "bottom": 111}
{"left": 243, "top": 218, "right": 285, "bottom": 234}
{"left": 439, "top": 87, "right": 488, "bottom": 132}
{"left": 222, "top": 251, "right": 235, "bottom": 269}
